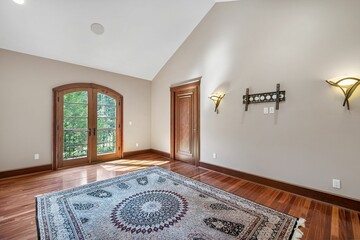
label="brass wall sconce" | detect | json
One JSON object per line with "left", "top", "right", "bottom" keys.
{"left": 209, "top": 93, "right": 225, "bottom": 114}
{"left": 326, "top": 77, "right": 360, "bottom": 110}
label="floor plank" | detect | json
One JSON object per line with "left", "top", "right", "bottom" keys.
{"left": 0, "top": 153, "right": 359, "bottom": 239}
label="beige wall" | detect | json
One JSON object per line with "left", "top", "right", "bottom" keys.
{"left": 151, "top": 0, "right": 360, "bottom": 199}
{"left": 0, "top": 49, "right": 151, "bottom": 171}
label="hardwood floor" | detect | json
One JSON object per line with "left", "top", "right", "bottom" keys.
{"left": 0, "top": 153, "right": 359, "bottom": 239}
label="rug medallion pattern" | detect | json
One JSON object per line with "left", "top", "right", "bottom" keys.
{"left": 36, "top": 167, "right": 301, "bottom": 239}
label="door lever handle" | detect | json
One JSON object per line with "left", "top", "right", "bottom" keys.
{"left": 88, "top": 128, "right": 91, "bottom": 136}
{"left": 93, "top": 128, "right": 96, "bottom": 136}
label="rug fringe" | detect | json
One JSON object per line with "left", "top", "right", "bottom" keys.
{"left": 291, "top": 218, "right": 306, "bottom": 240}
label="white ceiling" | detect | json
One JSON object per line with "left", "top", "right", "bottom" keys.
{"left": 0, "top": 0, "right": 229, "bottom": 80}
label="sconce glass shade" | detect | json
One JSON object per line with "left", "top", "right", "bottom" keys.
{"left": 209, "top": 94, "right": 225, "bottom": 114}
{"left": 326, "top": 77, "right": 360, "bottom": 110}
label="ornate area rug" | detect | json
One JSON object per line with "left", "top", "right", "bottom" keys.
{"left": 36, "top": 167, "right": 305, "bottom": 240}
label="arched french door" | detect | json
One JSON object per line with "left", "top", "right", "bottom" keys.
{"left": 53, "top": 83, "right": 123, "bottom": 169}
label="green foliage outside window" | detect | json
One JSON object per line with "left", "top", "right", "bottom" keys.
{"left": 97, "top": 93, "right": 116, "bottom": 155}
{"left": 62, "top": 92, "right": 117, "bottom": 159}
{"left": 63, "top": 91, "right": 88, "bottom": 159}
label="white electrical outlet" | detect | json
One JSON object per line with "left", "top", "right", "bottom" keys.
{"left": 212, "top": 153, "right": 217, "bottom": 159}
{"left": 332, "top": 179, "right": 341, "bottom": 189}
{"left": 269, "top": 107, "right": 275, "bottom": 114}
{"left": 263, "top": 107, "right": 269, "bottom": 114}
{"left": 34, "top": 154, "right": 40, "bottom": 160}
{"left": 135, "top": 143, "right": 139, "bottom": 148}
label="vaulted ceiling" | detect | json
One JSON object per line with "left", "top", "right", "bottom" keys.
{"left": 0, "top": 0, "right": 233, "bottom": 80}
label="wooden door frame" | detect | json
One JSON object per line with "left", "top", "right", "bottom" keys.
{"left": 170, "top": 78, "right": 201, "bottom": 165}
{"left": 52, "top": 83, "right": 123, "bottom": 170}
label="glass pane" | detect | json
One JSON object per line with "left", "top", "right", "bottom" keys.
{"left": 63, "top": 145, "right": 88, "bottom": 159}
{"left": 64, "top": 117, "right": 87, "bottom": 129}
{"left": 64, "top": 130, "right": 88, "bottom": 145}
{"left": 97, "top": 105, "right": 116, "bottom": 118}
{"left": 63, "top": 91, "right": 88, "bottom": 160}
{"left": 97, "top": 129, "right": 116, "bottom": 143}
{"left": 97, "top": 142, "right": 116, "bottom": 155}
{"left": 64, "top": 91, "right": 88, "bottom": 103}
{"left": 97, "top": 93, "right": 116, "bottom": 105}
{"left": 97, "top": 117, "right": 116, "bottom": 129}
{"left": 97, "top": 93, "right": 116, "bottom": 155}
{"left": 64, "top": 103, "right": 88, "bottom": 117}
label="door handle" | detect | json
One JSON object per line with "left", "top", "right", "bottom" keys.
{"left": 88, "top": 128, "right": 91, "bottom": 136}
{"left": 93, "top": 128, "right": 96, "bottom": 136}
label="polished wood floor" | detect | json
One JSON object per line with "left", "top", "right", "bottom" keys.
{"left": 0, "top": 153, "right": 359, "bottom": 240}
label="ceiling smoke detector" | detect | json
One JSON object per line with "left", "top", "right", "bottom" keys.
{"left": 13, "top": 0, "right": 25, "bottom": 4}
{"left": 91, "top": 23, "right": 105, "bottom": 35}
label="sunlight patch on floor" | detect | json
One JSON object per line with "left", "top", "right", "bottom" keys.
{"left": 100, "top": 159, "right": 170, "bottom": 172}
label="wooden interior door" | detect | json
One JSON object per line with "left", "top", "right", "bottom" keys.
{"left": 53, "top": 83, "right": 123, "bottom": 169}
{"left": 170, "top": 80, "right": 200, "bottom": 165}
